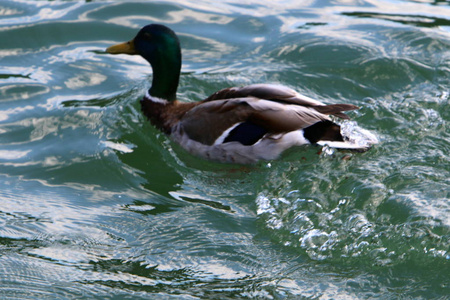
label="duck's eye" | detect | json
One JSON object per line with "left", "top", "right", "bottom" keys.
{"left": 144, "top": 32, "right": 152, "bottom": 40}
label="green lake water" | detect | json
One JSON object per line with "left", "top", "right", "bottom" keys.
{"left": 0, "top": 0, "right": 449, "bottom": 298}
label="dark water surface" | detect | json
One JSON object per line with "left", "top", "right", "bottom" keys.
{"left": 1, "top": 0, "right": 449, "bottom": 298}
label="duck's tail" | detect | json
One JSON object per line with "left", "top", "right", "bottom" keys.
{"left": 316, "top": 121, "right": 378, "bottom": 152}
{"left": 316, "top": 140, "right": 371, "bottom": 152}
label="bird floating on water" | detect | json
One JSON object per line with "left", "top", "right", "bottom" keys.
{"left": 106, "top": 24, "right": 373, "bottom": 164}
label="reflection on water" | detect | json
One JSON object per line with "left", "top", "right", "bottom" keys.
{"left": 0, "top": 0, "right": 449, "bottom": 298}
{"left": 343, "top": 11, "right": 450, "bottom": 28}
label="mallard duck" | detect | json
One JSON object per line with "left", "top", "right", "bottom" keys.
{"left": 106, "top": 24, "right": 370, "bottom": 164}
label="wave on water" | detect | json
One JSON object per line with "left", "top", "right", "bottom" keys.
{"left": 256, "top": 189, "right": 448, "bottom": 265}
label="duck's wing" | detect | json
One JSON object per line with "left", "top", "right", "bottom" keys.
{"left": 177, "top": 97, "right": 340, "bottom": 146}
{"left": 204, "top": 84, "right": 324, "bottom": 106}
{"left": 204, "top": 84, "right": 358, "bottom": 119}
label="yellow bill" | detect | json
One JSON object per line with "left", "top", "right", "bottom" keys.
{"left": 106, "top": 39, "right": 137, "bottom": 55}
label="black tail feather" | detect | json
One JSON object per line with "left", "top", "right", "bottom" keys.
{"left": 303, "top": 120, "right": 343, "bottom": 144}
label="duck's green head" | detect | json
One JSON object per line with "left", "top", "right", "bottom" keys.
{"left": 106, "top": 24, "right": 181, "bottom": 101}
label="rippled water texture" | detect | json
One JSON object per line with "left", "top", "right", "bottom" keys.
{"left": 0, "top": 0, "right": 449, "bottom": 299}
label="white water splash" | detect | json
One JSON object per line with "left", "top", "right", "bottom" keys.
{"left": 340, "top": 121, "right": 379, "bottom": 149}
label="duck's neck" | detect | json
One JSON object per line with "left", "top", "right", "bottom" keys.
{"left": 148, "top": 48, "right": 181, "bottom": 102}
